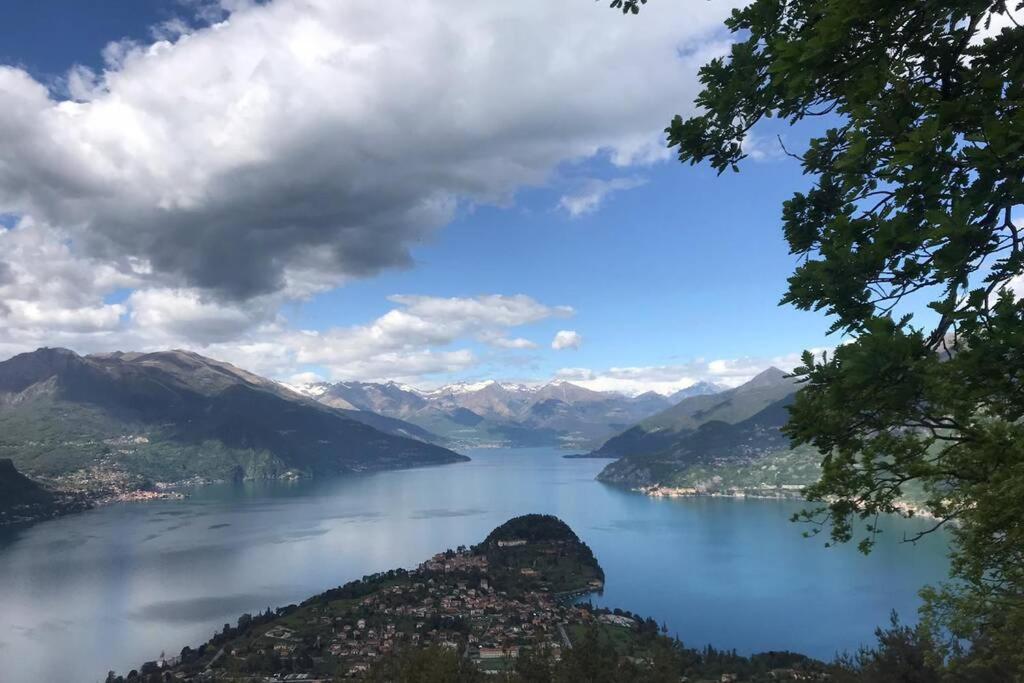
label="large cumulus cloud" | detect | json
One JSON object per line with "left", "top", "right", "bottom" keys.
{"left": 0, "top": 0, "right": 732, "bottom": 301}
{"left": 0, "top": 0, "right": 743, "bottom": 381}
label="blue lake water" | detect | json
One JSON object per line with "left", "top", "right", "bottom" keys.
{"left": 0, "top": 447, "right": 951, "bottom": 682}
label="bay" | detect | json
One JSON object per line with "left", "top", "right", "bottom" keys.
{"left": 0, "top": 447, "right": 950, "bottom": 682}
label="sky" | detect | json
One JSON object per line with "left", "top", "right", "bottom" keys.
{"left": 0, "top": 0, "right": 847, "bottom": 394}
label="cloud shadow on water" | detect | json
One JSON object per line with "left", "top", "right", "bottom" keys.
{"left": 129, "top": 594, "right": 276, "bottom": 624}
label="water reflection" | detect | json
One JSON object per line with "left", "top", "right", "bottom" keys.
{"left": 0, "top": 448, "right": 950, "bottom": 682}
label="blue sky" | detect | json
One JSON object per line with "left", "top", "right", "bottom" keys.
{"left": 1, "top": 1, "right": 184, "bottom": 75}
{"left": 302, "top": 148, "right": 830, "bottom": 375}
{"left": 0, "top": 0, "right": 847, "bottom": 392}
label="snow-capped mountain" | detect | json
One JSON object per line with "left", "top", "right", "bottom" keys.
{"left": 296, "top": 378, "right": 725, "bottom": 449}
{"left": 668, "top": 381, "right": 728, "bottom": 402}
{"left": 285, "top": 381, "right": 333, "bottom": 399}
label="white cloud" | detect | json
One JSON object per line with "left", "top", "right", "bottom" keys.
{"left": 286, "top": 370, "right": 325, "bottom": 387}
{"left": 741, "top": 131, "right": 788, "bottom": 162}
{"left": 552, "top": 367, "right": 595, "bottom": 381}
{"left": 551, "top": 330, "right": 583, "bottom": 351}
{"left": 0, "top": 217, "right": 137, "bottom": 345}
{"left": 289, "top": 294, "right": 569, "bottom": 381}
{"left": 1009, "top": 274, "right": 1024, "bottom": 298}
{"left": 0, "top": 0, "right": 735, "bottom": 304}
{"left": 0, "top": 0, "right": 747, "bottom": 384}
{"left": 128, "top": 288, "right": 282, "bottom": 345}
{"left": 4, "top": 300, "right": 124, "bottom": 333}
{"left": 553, "top": 352, "right": 820, "bottom": 395}
{"left": 0, "top": 249, "right": 572, "bottom": 380}
{"left": 971, "top": 5, "right": 1023, "bottom": 45}
{"left": 558, "top": 176, "right": 646, "bottom": 217}
{"left": 389, "top": 295, "right": 570, "bottom": 331}
{"left": 480, "top": 334, "right": 539, "bottom": 350}
{"left": 316, "top": 349, "right": 477, "bottom": 383}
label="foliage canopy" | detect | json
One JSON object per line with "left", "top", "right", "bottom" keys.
{"left": 619, "top": 0, "right": 1024, "bottom": 674}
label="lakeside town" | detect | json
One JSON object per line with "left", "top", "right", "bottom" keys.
{"left": 109, "top": 516, "right": 831, "bottom": 683}
{"left": 122, "top": 515, "right": 608, "bottom": 680}
{"left": 638, "top": 483, "right": 807, "bottom": 501}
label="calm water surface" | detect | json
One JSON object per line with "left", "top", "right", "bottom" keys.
{"left": 0, "top": 447, "right": 950, "bottom": 682}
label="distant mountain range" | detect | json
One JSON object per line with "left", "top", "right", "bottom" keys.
{"left": 0, "top": 348, "right": 467, "bottom": 494}
{"left": 293, "top": 378, "right": 724, "bottom": 449}
{"left": 0, "top": 344, "right": 777, "bottom": 520}
{"left": 666, "top": 380, "right": 727, "bottom": 402}
{"left": 593, "top": 368, "right": 801, "bottom": 487}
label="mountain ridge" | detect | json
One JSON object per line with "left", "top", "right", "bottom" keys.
{"left": 591, "top": 367, "right": 797, "bottom": 459}
{"left": 588, "top": 368, "right": 803, "bottom": 490}
{"left": 298, "top": 377, "right": 724, "bottom": 449}
{"left": 0, "top": 348, "right": 468, "bottom": 495}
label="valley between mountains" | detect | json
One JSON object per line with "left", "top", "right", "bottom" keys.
{"left": 0, "top": 346, "right": 813, "bottom": 526}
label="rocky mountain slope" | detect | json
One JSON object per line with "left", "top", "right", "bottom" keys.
{"left": 0, "top": 348, "right": 467, "bottom": 488}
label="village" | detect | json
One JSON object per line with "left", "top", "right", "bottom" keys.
{"left": 122, "top": 515, "right": 829, "bottom": 683}
{"left": 152, "top": 540, "right": 614, "bottom": 681}
{"left": 293, "top": 551, "right": 587, "bottom": 675}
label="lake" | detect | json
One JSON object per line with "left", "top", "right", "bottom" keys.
{"left": 0, "top": 447, "right": 951, "bottom": 682}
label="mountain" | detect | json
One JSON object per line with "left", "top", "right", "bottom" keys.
{"left": 288, "top": 380, "right": 442, "bottom": 444}
{"left": 592, "top": 368, "right": 801, "bottom": 488}
{"left": 304, "top": 379, "right": 678, "bottom": 449}
{"left": 332, "top": 407, "right": 444, "bottom": 445}
{"left": 0, "top": 348, "right": 467, "bottom": 489}
{"left": 668, "top": 380, "right": 727, "bottom": 402}
{"left": 592, "top": 367, "right": 797, "bottom": 458}
{"left": 314, "top": 380, "right": 428, "bottom": 416}
{"left": 596, "top": 393, "right": 797, "bottom": 487}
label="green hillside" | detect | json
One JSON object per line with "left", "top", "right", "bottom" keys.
{"left": 0, "top": 458, "right": 91, "bottom": 525}
{"left": 0, "top": 348, "right": 468, "bottom": 490}
{"left": 644, "top": 367, "right": 795, "bottom": 431}
{"left": 593, "top": 368, "right": 797, "bottom": 459}
{"left": 597, "top": 393, "right": 797, "bottom": 488}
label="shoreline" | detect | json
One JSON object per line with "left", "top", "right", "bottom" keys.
{"left": 634, "top": 484, "right": 941, "bottom": 521}
{"left": 1, "top": 455, "right": 473, "bottom": 529}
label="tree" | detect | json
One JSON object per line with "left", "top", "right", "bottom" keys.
{"left": 832, "top": 612, "right": 944, "bottom": 683}
{"left": 616, "top": 0, "right": 1024, "bottom": 673}
{"left": 367, "top": 646, "right": 485, "bottom": 682}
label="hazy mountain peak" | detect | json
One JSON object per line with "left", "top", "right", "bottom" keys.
{"left": 424, "top": 380, "right": 500, "bottom": 396}
{"left": 285, "top": 381, "right": 332, "bottom": 398}
{"left": 88, "top": 351, "right": 145, "bottom": 362}
{"left": 741, "top": 366, "right": 791, "bottom": 389}
{"left": 37, "top": 347, "right": 77, "bottom": 357}
{"left": 594, "top": 365, "right": 800, "bottom": 457}
{"left": 0, "top": 347, "right": 89, "bottom": 394}
{"left": 298, "top": 375, "right": 676, "bottom": 449}
{"left": 668, "top": 381, "right": 725, "bottom": 402}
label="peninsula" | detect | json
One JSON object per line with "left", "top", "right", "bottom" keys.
{"left": 107, "top": 515, "right": 828, "bottom": 682}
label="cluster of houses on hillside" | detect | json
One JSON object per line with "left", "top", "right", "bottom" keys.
{"left": 167, "top": 545, "right": 614, "bottom": 680}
